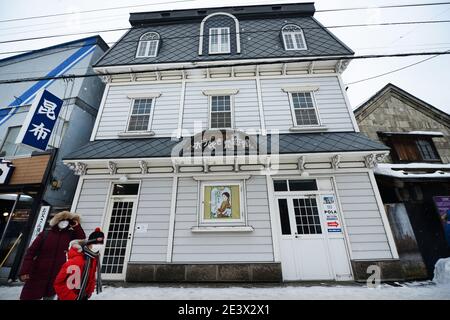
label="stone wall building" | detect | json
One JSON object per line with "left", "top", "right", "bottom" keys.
{"left": 355, "top": 83, "right": 450, "bottom": 279}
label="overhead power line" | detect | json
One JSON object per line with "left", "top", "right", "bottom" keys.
{"left": 0, "top": 0, "right": 198, "bottom": 24}
{"left": 315, "top": 1, "right": 450, "bottom": 12}
{"left": 1, "top": 1, "right": 449, "bottom": 24}
{"left": 1, "top": 51, "right": 449, "bottom": 85}
{"left": 1, "top": 19, "right": 450, "bottom": 45}
{"left": 346, "top": 51, "right": 449, "bottom": 85}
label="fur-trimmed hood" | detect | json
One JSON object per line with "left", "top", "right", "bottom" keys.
{"left": 68, "top": 239, "right": 87, "bottom": 252}
{"left": 67, "top": 239, "right": 87, "bottom": 259}
{"left": 49, "top": 211, "right": 81, "bottom": 227}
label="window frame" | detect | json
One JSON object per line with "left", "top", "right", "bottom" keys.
{"left": 380, "top": 134, "right": 442, "bottom": 163}
{"left": 125, "top": 97, "right": 157, "bottom": 133}
{"left": 281, "top": 24, "right": 307, "bottom": 51}
{"left": 199, "top": 180, "right": 246, "bottom": 226}
{"left": 208, "top": 27, "right": 231, "bottom": 54}
{"left": 208, "top": 95, "right": 234, "bottom": 130}
{"left": 287, "top": 91, "right": 321, "bottom": 127}
{"left": 135, "top": 32, "right": 160, "bottom": 58}
{"left": 416, "top": 139, "right": 440, "bottom": 161}
{"left": 0, "top": 126, "right": 35, "bottom": 157}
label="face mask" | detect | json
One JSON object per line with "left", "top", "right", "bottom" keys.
{"left": 90, "top": 244, "right": 103, "bottom": 253}
{"left": 58, "top": 220, "right": 69, "bottom": 229}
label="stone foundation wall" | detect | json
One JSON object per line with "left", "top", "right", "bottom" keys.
{"left": 126, "top": 263, "right": 283, "bottom": 282}
{"left": 352, "top": 259, "right": 428, "bottom": 282}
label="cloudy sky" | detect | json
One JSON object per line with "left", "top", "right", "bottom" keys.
{"left": 1, "top": 0, "right": 449, "bottom": 113}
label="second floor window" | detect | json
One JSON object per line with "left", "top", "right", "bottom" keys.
{"left": 0, "top": 126, "right": 35, "bottom": 157}
{"left": 127, "top": 98, "right": 155, "bottom": 132}
{"left": 210, "top": 95, "right": 232, "bottom": 129}
{"left": 382, "top": 135, "right": 441, "bottom": 163}
{"left": 416, "top": 139, "right": 440, "bottom": 161}
{"left": 209, "top": 27, "right": 230, "bottom": 54}
{"left": 136, "top": 32, "right": 160, "bottom": 58}
{"left": 290, "top": 92, "right": 320, "bottom": 126}
{"left": 282, "top": 24, "right": 307, "bottom": 51}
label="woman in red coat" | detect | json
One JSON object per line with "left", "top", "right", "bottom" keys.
{"left": 18, "top": 211, "right": 85, "bottom": 300}
{"left": 54, "top": 228, "right": 104, "bottom": 300}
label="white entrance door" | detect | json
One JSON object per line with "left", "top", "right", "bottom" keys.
{"left": 276, "top": 195, "right": 352, "bottom": 281}
{"left": 101, "top": 184, "right": 139, "bottom": 280}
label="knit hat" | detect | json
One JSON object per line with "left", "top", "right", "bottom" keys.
{"left": 87, "top": 227, "right": 105, "bottom": 245}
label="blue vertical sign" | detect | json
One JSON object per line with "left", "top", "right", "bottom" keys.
{"left": 15, "top": 89, "right": 63, "bottom": 151}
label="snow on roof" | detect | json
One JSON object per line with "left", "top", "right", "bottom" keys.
{"left": 374, "top": 163, "right": 450, "bottom": 179}
{"left": 409, "top": 131, "right": 444, "bottom": 136}
{"left": 380, "top": 131, "right": 444, "bottom": 137}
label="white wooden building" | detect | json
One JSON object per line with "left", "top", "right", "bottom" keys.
{"left": 64, "top": 3, "right": 400, "bottom": 282}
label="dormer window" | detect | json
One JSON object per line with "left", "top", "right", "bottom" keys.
{"left": 282, "top": 24, "right": 307, "bottom": 51}
{"left": 136, "top": 32, "right": 160, "bottom": 58}
{"left": 209, "top": 27, "right": 230, "bottom": 54}
{"left": 198, "top": 12, "right": 240, "bottom": 55}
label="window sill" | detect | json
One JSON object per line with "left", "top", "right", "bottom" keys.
{"left": 191, "top": 226, "right": 254, "bottom": 233}
{"left": 208, "top": 51, "right": 231, "bottom": 55}
{"left": 289, "top": 126, "right": 328, "bottom": 132}
{"left": 117, "top": 131, "right": 155, "bottom": 138}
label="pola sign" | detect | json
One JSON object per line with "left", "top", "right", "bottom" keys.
{"left": 16, "top": 89, "right": 63, "bottom": 151}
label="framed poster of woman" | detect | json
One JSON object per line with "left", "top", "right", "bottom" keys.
{"left": 200, "top": 181, "right": 245, "bottom": 225}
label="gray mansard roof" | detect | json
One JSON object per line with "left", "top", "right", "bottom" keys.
{"left": 95, "top": 3, "right": 353, "bottom": 67}
{"left": 64, "top": 132, "right": 388, "bottom": 160}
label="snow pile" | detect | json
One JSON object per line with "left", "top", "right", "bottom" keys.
{"left": 433, "top": 258, "right": 450, "bottom": 285}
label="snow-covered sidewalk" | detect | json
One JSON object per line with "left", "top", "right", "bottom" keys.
{"left": 1, "top": 282, "right": 449, "bottom": 300}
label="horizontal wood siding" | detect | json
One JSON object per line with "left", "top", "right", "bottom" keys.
{"left": 9, "top": 154, "right": 51, "bottom": 185}
{"left": 182, "top": 80, "right": 261, "bottom": 134}
{"left": 335, "top": 173, "right": 393, "bottom": 260}
{"left": 95, "top": 83, "right": 181, "bottom": 139}
{"left": 172, "top": 176, "right": 274, "bottom": 262}
{"left": 74, "top": 179, "right": 110, "bottom": 234}
{"left": 129, "top": 178, "right": 172, "bottom": 262}
{"left": 260, "top": 76, "right": 354, "bottom": 132}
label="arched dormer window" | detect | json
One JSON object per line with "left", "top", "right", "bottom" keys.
{"left": 136, "top": 32, "right": 160, "bottom": 58}
{"left": 198, "top": 12, "right": 240, "bottom": 55}
{"left": 281, "top": 24, "right": 307, "bottom": 51}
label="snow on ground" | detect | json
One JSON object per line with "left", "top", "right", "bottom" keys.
{"left": 1, "top": 282, "right": 449, "bottom": 300}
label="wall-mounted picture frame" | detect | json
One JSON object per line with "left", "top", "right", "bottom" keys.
{"left": 200, "top": 181, "right": 245, "bottom": 225}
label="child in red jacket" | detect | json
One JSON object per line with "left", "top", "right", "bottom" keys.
{"left": 54, "top": 228, "right": 104, "bottom": 300}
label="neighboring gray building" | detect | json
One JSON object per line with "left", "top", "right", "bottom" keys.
{"left": 355, "top": 83, "right": 450, "bottom": 279}
{"left": 64, "top": 3, "right": 401, "bottom": 283}
{"left": 0, "top": 36, "right": 109, "bottom": 280}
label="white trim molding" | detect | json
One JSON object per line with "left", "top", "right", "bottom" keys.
{"left": 281, "top": 85, "right": 319, "bottom": 93}
{"left": 193, "top": 175, "right": 251, "bottom": 181}
{"left": 289, "top": 125, "right": 328, "bottom": 132}
{"left": 117, "top": 131, "right": 155, "bottom": 138}
{"left": 90, "top": 83, "right": 110, "bottom": 141}
{"left": 198, "top": 12, "right": 241, "bottom": 55}
{"left": 202, "top": 88, "right": 239, "bottom": 96}
{"left": 337, "top": 74, "right": 360, "bottom": 132}
{"left": 127, "top": 93, "right": 161, "bottom": 99}
{"left": 191, "top": 226, "right": 254, "bottom": 233}
{"left": 166, "top": 176, "right": 178, "bottom": 262}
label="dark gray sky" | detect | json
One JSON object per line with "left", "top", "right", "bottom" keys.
{"left": 1, "top": 0, "right": 449, "bottom": 113}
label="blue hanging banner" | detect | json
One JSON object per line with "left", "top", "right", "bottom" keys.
{"left": 15, "top": 89, "right": 63, "bottom": 151}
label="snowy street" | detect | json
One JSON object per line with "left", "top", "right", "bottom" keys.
{"left": 1, "top": 281, "right": 449, "bottom": 300}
